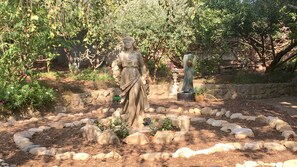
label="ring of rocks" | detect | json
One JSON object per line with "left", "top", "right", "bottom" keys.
{"left": 12, "top": 106, "right": 297, "bottom": 166}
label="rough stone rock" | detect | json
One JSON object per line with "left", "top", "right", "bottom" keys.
{"left": 215, "top": 111, "right": 225, "bottom": 117}
{"left": 64, "top": 123, "right": 75, "bottom": 128}
{"left": 156, "top": 107, "right": 166, "bottom": 112}
{"left": 225, "top": 111, "right": 231, "bottom": 118}
{"left": 240, "top": 116, "right": 256, "bottom": 121}
{"left": 140, "top": 152, "right": 171, "bottom": 161}
{"left": 72, "top": 153, "right": 90, "bottom": 161}
{"left": 38, "top": 126, "right": 51, "bottom": 131}
{"left": 153, "top": 131, "right": 175, "bottom": 144}
{"left": 276, "top": 122, "right": 292, "bottom": 131}
{"left": 179, "top": 116, "right": 190, "bottom": 132}
{"left": 55, "top": 152, "right": 75, "bottom": 160}
{"left": 147, "top": 107, "right": 156, "bottom": 113}
{"left": 80, "top": 118, "right": 95, "bottom": 124}
{"left": 209, "top": 143, "right": 239, "bottom": 153}
{"left": 55, "top": 106, "right": 67, "bottom": 113}
{"left": 231, "top": 128, "right": 254, "bottom": 139}
{"left": 243, "top": 142, "right": 263, "bottom": 150}
{"left": 206, "top": 118, "right": 216, "bottom": 125}
{"left": 104, "top": 151, "right": 121, "bottom": 159}
{"left": 190, "top": 117, "right": 206, "bottom": 124}
{"left": 282, "top": 130, "right": 296, "bottom": 140}
{"left": 80, "top": 124, "right": 102, "bottom": 142}
{"left": 169, "top": 117, "right": 181, "bottom": 128}
{"left": 283, "top": 159, "right": 297, "bottom": 167}
{"left": 48, "top": 122, "right": 64, "bottom": 129}
{"left": 268, "top": 118, "right": 284, "bottom": 128}
{"left": 282, "top": 141, "right": 297, "bottom": 152}
{"left": 172, "top": 147, "right": 195, "bottom": 158}
{"left": 194, "top": 108, "right": 201, "bottom": 115}
{"left": 220, "top": 124, "right": 242, "bottom": 133}
{"left": 211, "top": 120, "right": 229, "bottom": 127}
{"left": 73, "top": 121, "right": 83, "bottom": 126}
{"left": 14, "top": 131, "right": 35, "bottom": 139}
{"left": 255, "top": 115, "right": 268, "bottom": 123}
{"left": 188, "top": 108, "right": 195, "bottom": 114}
{"left": 173, "top": 132, "right": 188, "bottom": 142}
{"left": 123, "top": 132, "right": 149, "bottom": 145}
{"left": 230, "top": 113, "right": 243, "bottom": 119}
{"left": 200, "top": 107, "right": 213, "bottom": 115}
{"left": 97, "top": 130, "right": 120, "bottom": 145}
{"left": 28, "top": 128, "right": 44, "bottom": 133}
{"left": 21, "top": 144, "right": 40, "bottom": 152}
{"left": 264, "top": 142, "right": 287, "bottom": 151}
{"left": 29, "top": 147, "right": 51, "bottom": 156}
{"left": 238, "top": 161, "right": 258, "bottom": 167}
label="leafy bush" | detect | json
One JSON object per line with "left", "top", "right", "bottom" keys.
{"left": 195, "top": 56, "right": 221, "bottom": 76}
{"left": 109, "top": 119, "right": 130, "bottom": 139}
{"left": 0, "top": 80, "right": 56, "bottom": 115}
{"left": 194, "top": 86, "right": 207, "bottom": 95}
{"left": 71, "top": 68, "right": 114, "bottom": 82}
{"left": 149, "top": 117, "right": 175, "bottom": 135}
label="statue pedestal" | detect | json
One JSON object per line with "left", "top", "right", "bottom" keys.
{"left": 177, "top": 92, "right": 195, "bottom": 102}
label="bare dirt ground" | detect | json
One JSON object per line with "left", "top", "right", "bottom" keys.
{"left": 0, "top": 97, "right": 296, "bottom": 167}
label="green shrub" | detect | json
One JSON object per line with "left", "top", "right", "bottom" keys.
{"left": 149, "top": 117, "right": 175, "bottom": 135}
{"left": 0, "top": 80, "right": 56, "bottom": 115}
{"left": 195, "top": 56, "right": 221, "bottom": 76}
{"left": 109, "top": 118, "right": 130, "bottom": 139}
{"left": 71, "top": 68, "right": 114, "bottom": 82}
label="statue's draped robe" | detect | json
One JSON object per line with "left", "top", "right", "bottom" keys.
{"left": 117, "top": 51, "right": 148, "bottom": 128}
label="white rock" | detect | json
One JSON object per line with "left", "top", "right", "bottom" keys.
{"left": 147, "top": 107, "right": 155, "bottom": 113}
{"left": 216, "top": 111, "right": 225, "bottom": 117}
{"left": 153, "top": 131, "right": 175, "bottom": 144}
{"left": 220, "top": 124, "right": 241, "bottom": 133}
{"left": 29, "top": 147, "right": 48, "bottom": 156}
{"left": 73, "top": 121, "right": 83, "bottom": 126}
{"left": 105, "top": 151, "right": 121, "bottom": 159}
{"left": 225, "top": 111, "right": 231, "bottom": 118}
{"left": 243, "top": 142, "right": 263, "bottom": 150}
{"left": 173, "top": 132, "right": 188, "bottom": 142}
{"left": 140, "top": 152, "right": 171, "bottom": 161}
{"left": 55, "top": 152, "right": 75, "bottom": 160}
{"left": 264, "top": 142, "right": 287, "bottom": 151}
{"left": 156, "top": 107, "right": 166, "bottom": 112}
{"left": 123, "top": 132, "right": 149, "bottom": 145}
{"left": 282, "top": 141, "right": 297, "bottom": 152}
{"left": 97, "top": 130, "right": 120, "bottom": 145}
{"left": 230, "top": 113, "right": 243, "bottom": 119}
{"left": 211, "top": 120, "right": 229, "bottom": 127}
{"left": 179, "top": 116, "right": 190, "bottom": 132}
{"left": 172, "top": 147, "right": 195, "bottom": 158}
{"left": 231, "top": 128, "right": 254, "bottom": 139}
{"left": 282, "top": 130, "right": 296, "bottom": 140}
{"left": 80, "top": 124, "right": 102, "bottom": 142}
{"left": 206, "top": 118, "right": 215, "bottom": 125}
{"left": 28, "top": 128, "right": 44, "bottom": 133}
{"left": 241, "top": 161, "right": 259, "bottom": 167}
{"left": 194, "top": 108, "right": 201, "bottom": 115}
{"left": 64, "top": 123, "right": 75, "bottom": 128}
{"left": 73, "top": 153, "right": 90, "bottom": 161}
{"left": 283, "top": 159, "right": 297, "bottom": 167}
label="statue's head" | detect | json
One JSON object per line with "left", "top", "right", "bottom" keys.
{"left": 123, "top": 36, "right": 135, "bottom": 50}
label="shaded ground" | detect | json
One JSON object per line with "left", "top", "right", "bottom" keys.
{"left": 0, "top": 97, "right": 296, "bottom": 167}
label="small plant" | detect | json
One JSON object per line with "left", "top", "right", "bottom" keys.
{"left": 109, "top": 118, "right": 130, "bottom": 139}
{"left": 149, "top": 118, "right": 174, "bottom": 135}
{"left": 194, "top": 86, "right": 207, "bottom": 95}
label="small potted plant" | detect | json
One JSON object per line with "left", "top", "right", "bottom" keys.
{"left": 194, "top": 86, "right": 207, "bottom": 102}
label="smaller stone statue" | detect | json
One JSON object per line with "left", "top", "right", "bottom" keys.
{"left": 177, "top": 54, "right": 195, "bottom": 101}
{"left": 182, "top": 54, "right": 195, "bottom": 93}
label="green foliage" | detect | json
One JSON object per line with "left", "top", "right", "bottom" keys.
{"left": 70, "top": 68, "right": 114, "bottom": 82}
{"left": 0, "top": 80, "right": 56, "bottom": 115}
{"left": 109, "top": 118, "right": 130, "bottom": 139}
{"left": 195, "top": 56, "right": 221, "bottom": 76}
{"left": 231, "top": 71, "right": 294, "bottom": 84}
{"left": 194, "top": 86, "right": 207, "bottom": 95}
{"left": 149, "top": 117, "right": 175, "bottom": 135}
